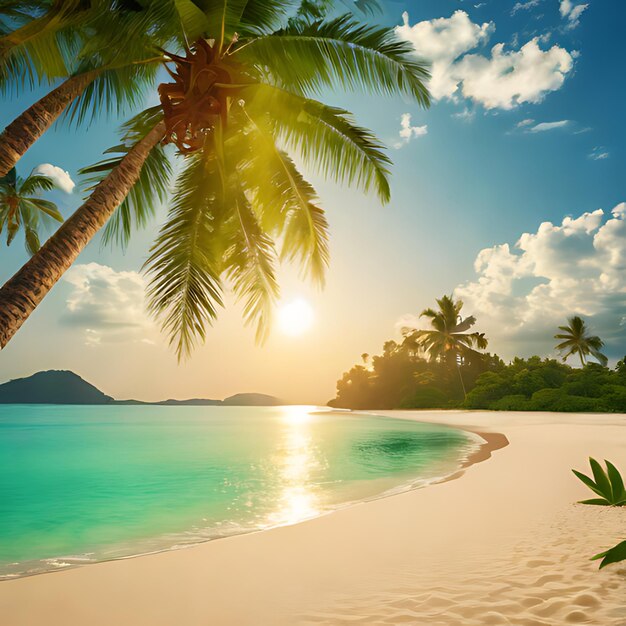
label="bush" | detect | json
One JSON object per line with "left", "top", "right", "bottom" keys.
{"left": 528, "top": 388, "right": 562, "bottom": 410}
{"left": 489, "top": 394, "right": 530, "bottom": 411}
{"left": 400, "top": 387, "right": 449, "bottom": 409}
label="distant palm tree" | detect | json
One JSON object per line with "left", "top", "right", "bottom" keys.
{"left": 0, "top": 168, "right": 62, "bottom": 255}
{"left": 402, "top": 295, "right": 488, "bottom": 396}
{"left": 555, "top": 316, "right": 608, "bottom": 367}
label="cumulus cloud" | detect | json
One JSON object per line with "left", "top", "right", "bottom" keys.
{"left": 396, "top": 11, "right": 574, "bottom": 110}
{"left": 446, "top": 204, "right": 626, "bottom": 360}
{"left": 396, "top": 11, "right": 493, "bottom": 101}
{"left": 394, "top": 113, "right": 428, "bottom": 148}
{"left": 560, "top": 0, "right": 588, "bottom": 29}
{"left": 33, "top": 163, "right": 75, "bottom": 193}
{"left": 456, "top": 39, "right": 574, "bottom": 110}
{"left": 62, "top": 263, "right": 155, "bottom": 345}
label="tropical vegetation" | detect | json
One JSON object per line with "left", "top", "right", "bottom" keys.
{"left": 402, "top": 295, "right": 488, "bottom": 397}
{"left": 555, "top": 316, "right": 608, "bottom": 367}
{"left": 329, "top": 301, "right": 626, "bottom": 412}
{"left": 572, "top": 458, "right": 626, "bottom": 570}
{"left": 592, "top": 541, "right": 626, "bottom": 570}
{"left": 0, "top": 167, "right": 62, "bottom": 254}
{"left": 572, "top": 458, "right": 626, "bottom": 506}
{"left": 0, "top": 0, "right": 431, "bottom": 356}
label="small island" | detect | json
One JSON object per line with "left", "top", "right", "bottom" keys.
{"left": 0, "top": 370, "right": 280, "bottom": 406}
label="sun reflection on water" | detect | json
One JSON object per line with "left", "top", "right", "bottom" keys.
{"left": 270, "top": 406, "right": 322, "bottom": 525}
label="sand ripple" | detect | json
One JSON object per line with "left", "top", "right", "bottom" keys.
{"left": 299, "top": 505, "right": 626, "bottom": 625}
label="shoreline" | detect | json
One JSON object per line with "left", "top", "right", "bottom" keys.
{"left": 1, "top": 410, "right": 625, "bottom": 625}
{"left": 2, "top": 412, "right": 496, "bottom": 582}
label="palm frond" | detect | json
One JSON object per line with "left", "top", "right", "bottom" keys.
{"left": 237, "top": 15, "right": 430, "bottom": 104}
{"left": 19, "top": 174, "right": 55, "bottom": 194}
{"left": 224, "top": 188, "right": 279, "bottom": 342}
{"left": 144, "top": 146, "right": 225, "bottom": 360}
{"left": 79, "top": 107, "right": 172, "bottom": 248}
{"left": 236, "top": 114, "right": 329, "bottom": 285}
{"left": 244, "top": 84, "right": 391, "bottom": 202}
{"left": 172, "top": 0, "right": 210, "bottom": 41}
{"left": 23, "top": 197, "right": 63, "bottom": 222}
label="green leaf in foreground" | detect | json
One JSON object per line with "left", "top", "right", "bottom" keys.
{"left": 572, "top": 458, "right": 626, "bottom": 506}
{"left": 592, "top": 540, "right": 626, "bottom": 569}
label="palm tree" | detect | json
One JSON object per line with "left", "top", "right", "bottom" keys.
{"left": 0, "top": 0, "right": 382, "bottom": 180}
{"left": 0, "top": 0, "right": 173, "bottom": 177}
{"left": 0, "top": 167, "right": 63, "bottom": 255}
{"left": 555, "top": 316, "right": 608, "bottom": 367}
{"left": 0, "top": 1, "right": 430, "bottom": 355}
{"left": 402, "top": 295, "right": 487, "bottom": 396}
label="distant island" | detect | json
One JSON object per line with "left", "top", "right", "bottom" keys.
{"left": 0, "top": 371, "right": 280, "bottom": 406}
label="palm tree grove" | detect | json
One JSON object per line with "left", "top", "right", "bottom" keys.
{"left": 330, "top": 297, "right": 626, "bottom": 412}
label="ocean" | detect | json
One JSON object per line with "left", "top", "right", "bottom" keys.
{"left": 0, "top": 405, "right": 478, "bottom": 578}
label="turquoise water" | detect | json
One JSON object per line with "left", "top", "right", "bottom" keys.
{"left": 0, "top": 405, "right": 477, "bottom": 578}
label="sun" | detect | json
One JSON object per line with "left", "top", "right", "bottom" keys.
{"left": 277, "top": 299, "right": 314, "bottom": 336}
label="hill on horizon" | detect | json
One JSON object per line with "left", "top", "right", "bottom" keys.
{"left": 0, "top": 370, "right": 113, "bottom": 404}
{"left": 0, "top": 370, "right": 280, "bottom": 406}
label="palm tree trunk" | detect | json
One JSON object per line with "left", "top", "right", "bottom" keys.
{"left": 456, "top": 362, "right": 467, "bottom": 398}
{"left": 0, "top": 72, "right": 97, "bottom": 178}
{"left": 0, "top": 121, "right": 165, "bottom": 349}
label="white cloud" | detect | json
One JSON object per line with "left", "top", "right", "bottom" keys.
{"left": 560, "top": 0, "right": 588, "bottom": 29}
{"left": 396, "top": 11, "right": 494, "bottom": 100}
{"left": 32, "top": 163, "right": 75, "bottom": 194}
{"left": 589, "top": 146, "right": 609, "bottom": 160}
{"left": 511, "top": 0, "right": 542, "bottom": 15}
{"left": 396, "top": 11, "right": 574, "bottom": 110}
{"left": 516, "top": 118, "right": 535, "bottom": 128}
{"left": 62, "top": 263, "right": 155, "bottom": 345}
{"left": 456, "top": 39, "right": 574, "bottom": 110}
{"left": 445, "top": 204, "right": 626, "bottom": 360}
{"left": 394, "top": 113, "right": 428, "bottom": 148}
{"left": 528, "top": 119, "right": 570, "bottom": 132}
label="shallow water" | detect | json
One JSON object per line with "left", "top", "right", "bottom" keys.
{"left": 0, "top": 405, "right": 477, "bottom": 578}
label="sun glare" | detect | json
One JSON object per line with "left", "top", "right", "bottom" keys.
{"left": 277, "top": 299, "right": 314, "bottom": 336}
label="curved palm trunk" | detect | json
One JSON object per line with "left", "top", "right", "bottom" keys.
{"left": 0, "top": 121, "right": 165, "bottom": 349}
{"left": 0, "top": 72, "right": 96, "bottom": 178}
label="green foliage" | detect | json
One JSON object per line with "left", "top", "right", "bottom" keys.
{"left": 331, "top": 344, "right": 626, "bottom": 412}
{"left": 592, "top": 540, "right": 626, "bottom": 569}
{"left": 145, "top": 144, "right": 225, "bottom": 360}
{"left": 555, "top": 315, "right": 608, "bottom": 367}
{"left": 237, "top": 15, "right": 430, "bottom": 104}
{"left": 402, "top": 295, "right": 488, "bottom": 367}
{"left": 79, "top": 107, "right": 172, "bottom": 248}
{"left": 464, "top": 358, "right": 626, "bottom": 412}
{"left": 4, "top": 0, "right": 432, "bottom": 358}
{"left": 572, "top": 458, "right": 626, "bottom": 506}
{"left": 489, "top": 394, "right": 530, "bottom": 411}
{"left": 329, "top": 337, "right": 497, "bottom": 410}
{"left": 0, "top": 167, "right": 63, "bottom": 255}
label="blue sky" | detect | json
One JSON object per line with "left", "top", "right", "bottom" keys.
{"left": 1, "top": 0, "right": 624, "bottom": 402}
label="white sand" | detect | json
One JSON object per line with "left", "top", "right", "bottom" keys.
{"left": 1, "top": 410, "right": 625, "bottom": 625}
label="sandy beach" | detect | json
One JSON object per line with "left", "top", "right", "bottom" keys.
{"left": 1, "top": 410, "right": 625, "bottom": 625}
